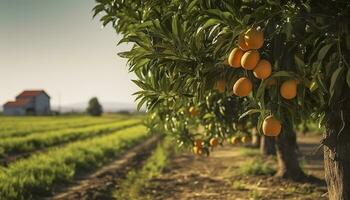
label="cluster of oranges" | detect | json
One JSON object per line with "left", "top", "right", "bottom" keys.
{"left": 231, "top": 135, "right": 251, "bottom": 145}
{"left": 193, "top": 135, "right": 254, "bottom": 155}
{"left": 225, "top": 27, "right": 299, "bottom": 137}
{"left": 192, "top": 138, "right": 219, "bottom": 155}
{"left": 190, "top": 28, "right": 300, "bottom": 155}
{"left": 229, "top": 27, "right": 271, "bottom": 97}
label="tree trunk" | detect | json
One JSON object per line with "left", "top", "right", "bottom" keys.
{"left": 252, "top": 134, "right": 261, "bottom": 148}
{"left": 260, "top": 135, "right": 276, "bottom": 155}
{"left": 275, "top": 122, "right": 305, "bottom": 180}
{"left": 251, "top": 127, "right": 260, "bottom": 148}
{"left": 323, "top": 87, "right": 350, "bottom": 200}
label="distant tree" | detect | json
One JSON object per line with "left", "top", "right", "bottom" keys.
{"left": 87, "top": 97, "right": 103, "bottom": 116}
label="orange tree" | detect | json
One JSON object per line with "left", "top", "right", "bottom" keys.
{"left": 94, "top": 0, "right": 350, "bottom": 199}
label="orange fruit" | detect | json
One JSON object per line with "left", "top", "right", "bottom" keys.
{"left": 253, "top": 59, "right": 272, "bottom": 79}
{"left": 193, "top": 146, "right": 203, "bottom": 155}
{"left": 216, "top": 80, "right": 226, "bottom": 93}
{"left": 244, "top": 28, "right": 264, "bottom": 49}
{"left": 241, "top": 136, "right": 252, "bottom": 144}
{"left": 231, "top": 137, "right": 239, "bottom": 145}
{"left": 233, "top": 77, "right": 253, "bottom": 97}
{"left": 262, "top": 116, "right": 282, "bottom": 136}
{"left": 194, "top": 139, "right": 204, "bottom": 147}
{"left": 241, "top": 50, "right": 260, "bottom": 70}
{"left": 238, "top": 33, "right": 249, "bottom": 51}
{"left": 209, "top": 138, "right": 219, "bottom": 147}
{"left": 228, "top": 47, "right": 244, "bottom": 68}
{"left": 280, "top": 79, "right": 297, "bottom": 99}
{"left": 189, "top": 106, "right": 198, "bottom": 117}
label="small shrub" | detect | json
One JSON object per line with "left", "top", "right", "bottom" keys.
{"left": 232, "top": 181, "right": 245, "bottom": 190}
{"left": 239, "top": 159, "right": 275, "bottom": 176}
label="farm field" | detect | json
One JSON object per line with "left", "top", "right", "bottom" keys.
{"left": 0, "top": 115, "right": 327, "bottom": 200}
{"left": 0, "top": 114, "right": 153, "bottom": 200}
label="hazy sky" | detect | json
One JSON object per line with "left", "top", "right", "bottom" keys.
{"left": 0, "top": 0, "right": 137, "bottom": 107}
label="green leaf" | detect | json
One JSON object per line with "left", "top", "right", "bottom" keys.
{"left": 294, "top": 55, "right": 305, "bottom": 74}
{"left": 317, "top": 43, "right": 334, "bottom": 62}
{"left": 203, "top": 113, "right": 214, "bottom": 119}
{"left": 239, "top": 109, "right": 263, "bottom": 120}
{"left": 187, "top": 0, "right": 199, "bottom": 12}
{"left": 267, "top": 0, "right": 280, "bottom": 5}
{"left": 172, "top": 14, "right": 180, "bottom": 40}
{"left": 346, "top": 35, "right": 350, "bottom": 50}
{"left": 347, "top": 69, "right": 350, "bottom": 88}
{"left": 200, "top": 18, "right": 223, "bottom": 30}
{"left": 92, "top": 4, "right": 105, "bottom": 18}
{"left": 329, "top": 67, "right": 345, "bottom": 103}
{"left": 270, "top": 70, "right": 299, "bottom": 79}
{"left": 309, "top": 81, "right": 318, "bottom": 92}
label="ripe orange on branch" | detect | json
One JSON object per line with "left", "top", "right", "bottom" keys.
{"left": 216, "top": 80, "right": 226, "bottom": 93}
{"left": 228, "top": 47, "right": 244, "bottom": 68}
{"left": 262, "top": 116, "right": 282, "bottom": 136}
{"left": 241, "top": 136, "right": 251, "bottom": 144}
{"left": 231, "top": 137, "right": 239, "bottom": 145}
{"left": 241, "top": 50, "right": 260, "bottom": 70}
{"left": 238, "top": 33, "right": 249, "bottom": 51}
{"left": 193, "top": 146, "right": 203, "bottom": 155}
{"left": 189, "top": 106, "right": 198, "bottom": 117}
{"left": 233, "top": 77, "right": 253, "bottom": 97}
{"left": 280, "top": 79, "right": 297, "bottom": 99}
{"left": 209, "top": 138, "right": 219, "bottom": 147}
{"left": 244, "top": 28, "right": 264, "bottom": 49}
{"left": 194, "top": 139, "right": 204, "bottom": 147}
{"left": 253, "top": 59, "right": 272, "bottom": 79}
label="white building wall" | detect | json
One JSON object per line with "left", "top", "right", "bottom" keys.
{"left": 3, "top": 107, "right": 26, "bottom": 116}
{"left": 35, "top": 93, "right": 51, "bottom": 115}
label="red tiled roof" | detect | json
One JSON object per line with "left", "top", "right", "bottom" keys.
{"left": 4, "top": 99, "right": 31, "bottom": 107}
{"left": 16, "top": 90, "right": 49, "bottom": 98}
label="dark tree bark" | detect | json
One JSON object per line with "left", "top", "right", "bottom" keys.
{"left": 323, "top": 87, "right": 350, "bottom": 200}
{"left": 260, "top": 135, "right": 276, "bottom": 155}
{"left": 252, "top": 134, "right": 261, "bottom": 148}
{"left": 275, "top": 122, "right": 305, "bottom": 180}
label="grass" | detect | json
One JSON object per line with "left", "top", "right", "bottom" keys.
{"left": 0, "top": 119, "right": 141, "bottom": 157}
{"left": 0, "top": 115, "right": 126, "bottom": 138}
{"left": 239, "top": 147, "right": 260, "bottom": 157}
{"left": 113, "top": 138, "right": 174, "bottom": 200}
{"left": 238, "top": 158, "right": 276, "bottom": 176}
{"left": 232, "top": 180, "right": 246, "bottom": 190}
{"left": 0, "top": 125, "right": 148, "bottom": 200}
{"left": 249, "top": 189, "right": 263, "bottom": 200}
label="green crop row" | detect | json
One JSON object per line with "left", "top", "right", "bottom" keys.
{"left": 0, "top": 125, "right": 149, "bottom": 200}
{"left": 0, "top": 119, "right": 141, "bottom": 157}
{"left": 0, "top": 115, "right": 126, "bottom": 138}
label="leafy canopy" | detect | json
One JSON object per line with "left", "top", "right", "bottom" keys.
{"left": 94, "top": 0, "right": 350, "bottom": 150}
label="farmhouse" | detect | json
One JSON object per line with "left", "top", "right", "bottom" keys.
{"left": 3, "top": 90, "right": 51, "bottom": 116}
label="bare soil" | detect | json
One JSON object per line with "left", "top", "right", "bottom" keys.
{"left": 47, "top": 135, "right": 160, "bottom": 200}
{"left": 141, "top": 134, "right": 328, "bottom": 200}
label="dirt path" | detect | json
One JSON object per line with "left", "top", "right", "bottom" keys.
{"left": 47, "top": 135, "right": 160, "bottom": 200}
{"left": 142, "top": 134, "right": 328, "bottom": 200}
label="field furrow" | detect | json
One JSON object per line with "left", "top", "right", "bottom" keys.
{"left": 0, "top": 125, "right": 149, "bottom": 200}
{"left": 50, "top": 135, "right": 161, "bottom": 200}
